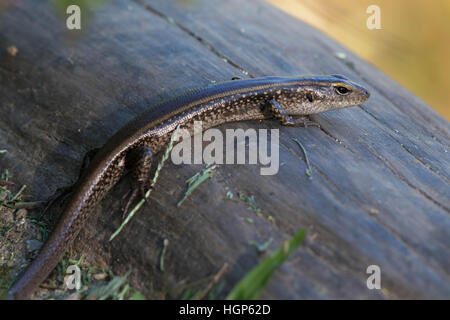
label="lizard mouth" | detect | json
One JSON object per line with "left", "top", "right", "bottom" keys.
{"left": 353, "top": 84, "right": 370, "bottom": 104}
{"left": 361, "top": 87, "right": 371, "bottom": 101}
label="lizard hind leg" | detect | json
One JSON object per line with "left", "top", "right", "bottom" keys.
{"left": 122, "top": 145, "right": 153, "bottom": 217}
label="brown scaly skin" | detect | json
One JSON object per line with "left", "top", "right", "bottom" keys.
{"left": 7, "top": 75, "right": 369, "bottom": 299}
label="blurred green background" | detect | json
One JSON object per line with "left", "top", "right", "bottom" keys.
{"left": 269, "top": 0, "right": 450, "bottom": 120}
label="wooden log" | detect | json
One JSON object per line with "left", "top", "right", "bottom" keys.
{"left": 0, "top": 0, "right": 448, "bottom": 299}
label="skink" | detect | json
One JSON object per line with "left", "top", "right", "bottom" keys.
{"left": 7, "top": 75, "right": 369, "bottom": 299}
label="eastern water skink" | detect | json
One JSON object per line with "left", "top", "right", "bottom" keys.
{"left": 7, "top": 75, "right": 369, "bottom": 299}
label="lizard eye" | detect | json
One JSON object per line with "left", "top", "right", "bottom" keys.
{"left": 334, "top": 86, "right": 351, "bottom": 95}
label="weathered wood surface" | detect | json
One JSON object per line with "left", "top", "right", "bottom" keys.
{"left": 0, "top": 0, "right": 449, "bottom": 299}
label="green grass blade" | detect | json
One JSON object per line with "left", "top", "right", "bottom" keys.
{"left": 226, "top": 229, "right": 306, "bottom": 300}
{"left": 109, "top": 125, "right": 180, "bottom": 241}
{"left": 176, "top": 164, "right": 216, "bottom": 207}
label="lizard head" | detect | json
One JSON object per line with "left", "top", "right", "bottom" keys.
{"left": 319, "top": 74, "right": 370, "bottom": 111}
{"left": 281, "top": 74, "right": 370, "bottom": 115}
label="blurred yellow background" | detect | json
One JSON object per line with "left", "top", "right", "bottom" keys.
{"left": 268, "top": 0, "right": 450, "bottom": 120}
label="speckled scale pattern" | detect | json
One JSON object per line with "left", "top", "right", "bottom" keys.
{"left": 8, "top": 75, "right": 369, "bottom": 299}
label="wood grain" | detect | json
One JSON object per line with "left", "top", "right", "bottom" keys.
{"left": 0, "top": 0, "right": 448, "bottom": 299}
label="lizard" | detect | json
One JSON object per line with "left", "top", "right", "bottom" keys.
{"left": 6, "top": 74, "right": 370, "bottom": 299}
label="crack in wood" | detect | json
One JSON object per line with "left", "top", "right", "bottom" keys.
{"left": 364, "top": 143, "right": 449, "bottom": 213}
{"left": 314, "top": 124, "right": 355, "bottom": 153}
{"left": 280, "top": 141, "right": 448, "bottom": 276}
{"left": 398, "top": 143, "right": 449, "bottom": 185}
{"left": 359, "top": 105, "right": 450, "bottom": 187}
{"left": 130, "top": 0, "right": 253, "bottom": 78}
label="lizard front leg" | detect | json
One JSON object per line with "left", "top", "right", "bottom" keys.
{"left": 268, "top": 99, "right": 320, "bottom": 128}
